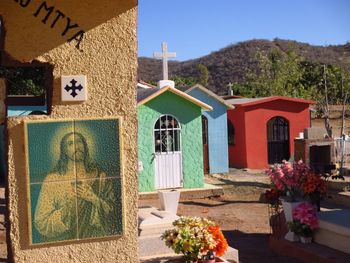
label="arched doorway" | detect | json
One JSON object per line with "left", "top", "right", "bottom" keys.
{"left": 267, "top": 117, "right": 290, "bottom": 164}
{"left": 154, "top": 114, "right": 182, "bottom": 189}
{"left": 202, "top": 115, "right": 209, "bottom": 173}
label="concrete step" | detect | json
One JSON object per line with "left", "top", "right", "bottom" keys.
{"left": 139, "top": 235, "right": 176, "bottom": 259}
{"left": 269, "top": 235, "right": 350, "bottom": 263}
{"left": 138, "top": 206, "right": 179, "bottom": 237}
{"left": 314, "top": 209, "right": 350, "bottom": 255}
{"left": 327, "top": 176, "right": 350, "bottom": 191}
{"left": 139, "top": 184, "right": 224, "bottom": 201}
{"left": 325, "top": 190, "right": 350, "bottom": 208}
{"left": 138, "top": 206, "right": 239, "bottom": 263}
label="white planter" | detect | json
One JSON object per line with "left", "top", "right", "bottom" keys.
{"left": 158, "top": 190, "right": 180, "bottom": 214}
{"left": 300, "top": 236, "right": 312, "bottom": 244}
{"left": 285, "top": 231, "right": 300, "bottom": 242}
{"left": 280, "top": 198, "right": 305, "bottom": 242}
{"left": 280, "top": 198, "right": 304, "bottom": 222}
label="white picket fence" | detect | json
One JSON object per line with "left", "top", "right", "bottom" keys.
{"left": 334, "top": 137, "right": 350, "bottom": 167}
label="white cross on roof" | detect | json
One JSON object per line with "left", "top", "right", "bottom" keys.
{"left": 153, "top": 42, "right": 176, "bottom": 80}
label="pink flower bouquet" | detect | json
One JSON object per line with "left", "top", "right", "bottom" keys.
{"left": 266, "top": 160, "right": 309, "bottom": 201}
{"left": 288, "top": 202, "right": 319, "bottom": 237}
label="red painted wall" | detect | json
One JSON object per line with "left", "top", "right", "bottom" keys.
{"left": 228, "top": 107, "right": 247, "bottom": 168}
{"left": 228, "top": 99, "right": 311, "bottom": 169}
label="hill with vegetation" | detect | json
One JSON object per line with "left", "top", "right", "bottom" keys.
{"left": 138, "top": 39, "right": 350, "bottom": 102}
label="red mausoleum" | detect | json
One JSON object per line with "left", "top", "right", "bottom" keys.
{"left": 226, "top": 96, "right": 315, "bottom": 169}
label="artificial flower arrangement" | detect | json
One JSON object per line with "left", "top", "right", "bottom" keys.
{"left": 266, "top": 160, "right": 309, "bottom": 201}
{"left": 303, "top": 171, "right": 327, "bottom": 211}
{"left": 287, "top": 202, "right": 319, "bottom": 241}
{"left": 266, "top": 160, "right": 327, "bottom": 205}
{"left": 161, "top": 216, "right": 228, "bottom": 262}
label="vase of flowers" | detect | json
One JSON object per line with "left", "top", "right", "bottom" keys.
{"left": 161, "top": 216, "right": 228, "bottom": 263}
{"left": 266, "top": 160, "right": 310, "bottom": 241}
{"left": 266, "top": 160, "right": 309, "bottom": 202}
{"left": 287, "top": 202, "right": 319, "bottom": 244}
{"left": 303, "top": 172, "right": 327, "bottom": 211}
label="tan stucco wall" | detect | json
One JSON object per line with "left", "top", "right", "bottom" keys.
{"left": 2, "top": 1, "right": 138, "bottom": 262}
{"left": 0, "top": 0, "right": 137, "bottom": 62}
{"left": 0, "top": 79, "right": 5, "bottom": 124}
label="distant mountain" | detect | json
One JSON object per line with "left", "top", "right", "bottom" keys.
{"left": 138, "top": 39, "right": 350, "bottom": 95}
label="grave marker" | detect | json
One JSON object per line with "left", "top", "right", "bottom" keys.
{"left": 153, "top": 42, "right": 176, "bottom": 80}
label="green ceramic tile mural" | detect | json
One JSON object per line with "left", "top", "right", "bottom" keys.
{"left": 77, "top": 178, "right": 123, "bottom": 239}
{"left": 27, "top": 121, "right": 75, "bottom": 183}
{"left": 26, "top": 118, "right": 123, "bottom": 245}
{"left": 74, "top": 119, "right": 120, "bottom": 180}
{"left": 30, "top": 181, "right": 78, "bottom": 243}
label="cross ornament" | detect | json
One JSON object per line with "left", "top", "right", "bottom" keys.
{"left": 227, "top": 82, "right": 234, "bottom": 96}
{"left": 61, "top": 75, "right": 87, "bottom": 102}
{"left": 65, "top": 79, "right": 83, "bottom": 98}
{"left": 153, "top": 42, "right": 176, "bottom": 80}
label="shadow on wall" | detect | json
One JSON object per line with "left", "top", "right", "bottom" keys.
{"left": 0, "top": 0, "right": 137, "bottom": 62}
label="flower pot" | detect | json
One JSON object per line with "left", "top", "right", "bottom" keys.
{"left": 280, "top": 198, "right": 304, "bottom": 242}
{"left": 158, "top": 189, "right": 180, "bottom": 214}
{"left": 300, "top": 236, "right": 312, "bottom": 243}
{"left": 280, "top": 198, "right": 304, "bottom": 222}
{"left": 198, "top": 257, "right": 228, "bottom": 263}
{"left": 284, "top": 231, "right": 300, "bottom": 242}
{"left": 198, "top": 259, "right": 215, "bottom": 263}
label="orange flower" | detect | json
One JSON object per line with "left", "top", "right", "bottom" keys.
{"left": 208, "top": 225, "right": 228, "bottom": 257}
{"left": 303, "top": 173, "right": 327, "bottom": 194}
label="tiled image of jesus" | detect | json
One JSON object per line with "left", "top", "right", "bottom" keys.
{"left": 34, "top": 131, "right": 119, "bottom": 242}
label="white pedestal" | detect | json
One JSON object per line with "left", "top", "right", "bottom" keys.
{"left": 158, "top": 190, "right": 180, "bottom": 214}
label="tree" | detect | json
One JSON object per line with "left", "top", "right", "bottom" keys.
{"left": 244, "top": 47, "right": 307, "bottom": 98}
{"left": 172, "top": 75, "right": 197, "bottom": 87}
{"left": 0, "top": 67, "right": 45, "bottom": 96}
{"left": 243, "top": 46, "right": 350, "bottom": 105}
{"left": 197, "top": 63, "right": 209, "bottom": 87}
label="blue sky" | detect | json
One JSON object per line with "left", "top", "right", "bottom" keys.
{"left": 138, "top": 0, "right": 350, "bottom": 61}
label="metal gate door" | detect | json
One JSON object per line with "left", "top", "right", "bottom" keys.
{"left": 154, "top": 115, "right": 182, "bottom": 189}
{"left": 267, "top": 117, "right": 290, "bottom": 164}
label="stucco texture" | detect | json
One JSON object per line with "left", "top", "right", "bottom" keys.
{"left": 0, "top": 0, "right": 137, "bottom": 62}
{"left": 3, "top": 2, "right": 138, "bottom": 262}
{"left": 138, "top": 91, "right": 204, "bottom": 192}
{"left": 187, "top": 88, "right": 229, "bottom": 174}
{"left": 228, "top": 99, "right": 311, "bottom": 169}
